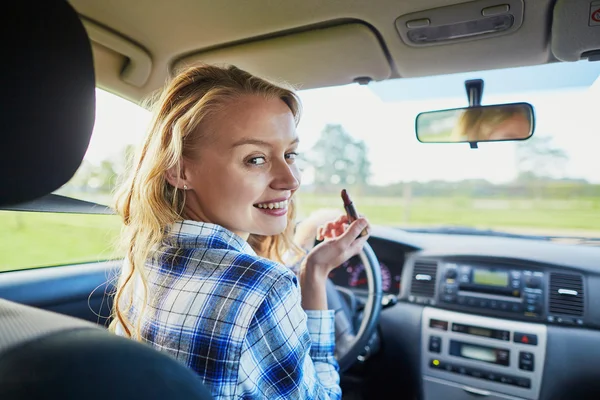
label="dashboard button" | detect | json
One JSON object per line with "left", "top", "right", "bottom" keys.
{"left": 525, "top": 295, "right": 541, "bottom": 305}
{"left": 478, "top": 299, "right": 489, "bottom": 308}
{"left": 499, "top": 375, "right": 515, "bottom": 385}
{"left": 526, "top": 275, "right": 542, "bottom": 288}
{"left": 429, "top": 336, "right": 442, "bottom": 353}
{"left": 525, "top": 304, "right": 541, "bottom": 314}
{"left": 485, "top": 372, "right": 500, "bottom": 382}
{"left": 429, "top": 319, "right": 448, "bottom": 331}
{"left": 468, "top": 369, "right": 484, "bottom": 379}
{"left": 511, "top": 303, "right": 523, "bottom": 313}
{"left": 443, "top": 363, "right": 456, "bottom": 373}
{"left": 467, "top": 297, "right": 477, "bottom": 307}
{"left": 519, "top": 352, "right": 535, "bottom": 371}
{"left": 516, "top": 378, "right": 532, "bottom": 388}
{"left": 514, "top": 332, "right": 538, "bottom": 345}
{"left": 490, "top": 300, "right": 499, "bottom": 309}
{"left": 445, "top": 269, "right": 458, "bottom": 279}
{"left": 444, "top": 285, "right": 458, "bottom": 294}
{"left": 457, "top": 296, "right": 467, "bottom": 305}
{"left": 457, "top": 366, "right": 469, "bottom": 375}
{"left": 442, "top": 294, "right": 457, "bottom": 303}
{"left": 499, "top": 301, "right": 509, "bottom": 311}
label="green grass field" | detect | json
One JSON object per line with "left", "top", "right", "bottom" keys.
{"left": 2, "top": 194, "right": 599, "bottom": 272}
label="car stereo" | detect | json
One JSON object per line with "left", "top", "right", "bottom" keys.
{"left": 438, "top": 262, "right": 545, "bottom": 318}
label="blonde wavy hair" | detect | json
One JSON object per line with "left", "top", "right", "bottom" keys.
{"left": 451, "top": 105, "right": 531, "bottom": 141}
{"left": 109, "top": 64, "right": 304, "bottom": 339}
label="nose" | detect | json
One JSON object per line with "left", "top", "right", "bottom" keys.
{"left": 271, "top": 158, "right": 300, "bottom": 191}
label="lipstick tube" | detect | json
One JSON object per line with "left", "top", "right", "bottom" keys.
{"left": 341, "top": 189, "right": 368, "bottom": 237}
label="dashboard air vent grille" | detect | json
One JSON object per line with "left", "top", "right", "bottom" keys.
{"left": 411, "top": 260, "right": 438, "bottom": 298}
{"left": 549, "top": 273, "right": 584, "bottom": 316}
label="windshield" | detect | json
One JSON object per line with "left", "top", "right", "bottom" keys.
{"left": 292, "top": 60, "right": 600, "bottom": 242}
{"left": 67, "top": 61, "right": 600, "bottom": 241}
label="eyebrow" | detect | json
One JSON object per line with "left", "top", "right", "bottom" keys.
{"left": 230, "top": 137, "right": 299, "bottom": 149}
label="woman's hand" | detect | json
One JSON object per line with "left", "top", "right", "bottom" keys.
{"left": 300, "top": 215, "right": 370, "bottom": 310}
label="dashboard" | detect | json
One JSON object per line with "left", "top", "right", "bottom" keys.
{"left": 327, "top": 236, "right": 413, "bottom": 295}
{"left": 335, "top": 226, "right": 600, "bottom": 400}
{"left": 327, "top": 255, "right": 402, "bottom": 294}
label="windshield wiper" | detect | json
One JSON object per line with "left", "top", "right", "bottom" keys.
{"left": 399, "top": 226, "right": 600, "bottom": 246}
{"left": 401, "top": 226, "right": 548, "bottom": 239}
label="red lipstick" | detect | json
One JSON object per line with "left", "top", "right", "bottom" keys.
{"left": 341, "top": 189, "right": 368, "bottom": 237}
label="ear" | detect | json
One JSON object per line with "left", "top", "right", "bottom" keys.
{"left": 164, "top": 161, "right": 188, "bottom": 190}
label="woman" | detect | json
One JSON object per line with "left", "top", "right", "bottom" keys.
{"left": 110, "top": 64, "right": 370, "bottom": 400}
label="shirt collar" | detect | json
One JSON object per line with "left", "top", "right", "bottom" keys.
{"left": 164, "top": 220, "right": 257, "bottom": 256}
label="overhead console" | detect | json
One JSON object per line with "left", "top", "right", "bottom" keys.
{"left": 400, "top": 255, "right": 591, "bottom": 329}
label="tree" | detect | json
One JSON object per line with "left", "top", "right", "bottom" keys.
{"left": 515, "top": 136, "right": 569, "bottom": 199}
{"left": 515, "top": 136, "right": 568, "bottom": 180}
{"left": 306, "top": 124, "right": 371, "bottom": 193}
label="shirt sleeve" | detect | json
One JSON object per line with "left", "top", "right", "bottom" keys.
{"left": 236, "top": 273, "right": 341, "bottom": 400}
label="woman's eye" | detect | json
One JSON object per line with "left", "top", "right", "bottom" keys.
{"left": 247, "top": 156, "right": 266, "bottom": 165}
{"left": 285, "top": 152, "right": 299, "bottom": 161}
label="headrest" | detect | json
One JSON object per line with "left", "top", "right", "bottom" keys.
{"left": 1, "top": 1, "right": 95, "bottom": 206}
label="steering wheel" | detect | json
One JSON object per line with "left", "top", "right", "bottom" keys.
{"left": 327, "top": 242, "right": 383, "bottom": 372}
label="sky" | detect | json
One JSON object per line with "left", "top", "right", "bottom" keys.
{"left": 84, "top": 60, "right": 600, "bottom": 186}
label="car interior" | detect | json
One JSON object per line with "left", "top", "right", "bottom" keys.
{"left": 2, "top": 0, "right": 600, "bottom": 399}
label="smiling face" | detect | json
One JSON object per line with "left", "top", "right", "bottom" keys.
{"left": 175, "top": 95, "right": 301, "bottom": 239}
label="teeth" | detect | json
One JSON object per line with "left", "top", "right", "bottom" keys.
{"left": 256, "top": 200, "right": 288, "bottom": 209}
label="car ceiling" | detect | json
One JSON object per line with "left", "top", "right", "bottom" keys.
{"left": 68, "top": 0, "right": 597, "bottom": 105}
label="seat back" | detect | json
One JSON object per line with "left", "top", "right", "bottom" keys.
{"left": 0, "top": 2, "right": 212, "bottom": 399}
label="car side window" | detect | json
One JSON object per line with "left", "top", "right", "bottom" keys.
{"left": 0, "top": 89, "right": 150, "bottom": 272}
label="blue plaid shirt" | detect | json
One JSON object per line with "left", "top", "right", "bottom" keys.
{"left": 115, "top": 221, "right": 341, "bottom": 399}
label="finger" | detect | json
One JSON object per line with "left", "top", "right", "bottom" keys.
{"left": 334, "top": 223, "right": 346, "bottom": 237}
{"left": 328, "top": 216, "right": 350, "bottom": 235}
{"left": 347, "top": 234, "right": 370, "bottom": 257}
{"left": 324, "top": 222, "right": 335, "bottom": 232}
{"left": 323, "top": 226, "right": 340, "bottom": 240}
{"left": 335, "top": 214, "right": 350, "bottom": 225}
{"left": 326, "top": 214, "right": 349, "bottom": 229}
{"left": 316, "top": 226, "right": 324, "bottom": 241}
{"left": 336, "top": 218, "right": 369, "bottom": 248}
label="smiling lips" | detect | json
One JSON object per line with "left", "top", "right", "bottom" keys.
{"left": 254, "top": 199, "right": 289, "bottom": 216}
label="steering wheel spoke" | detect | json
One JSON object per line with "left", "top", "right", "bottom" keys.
{"left": 325, "top": 243, "right": 383, "bottom": 372}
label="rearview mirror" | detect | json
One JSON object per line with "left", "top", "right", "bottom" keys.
{"left": 416, "top": 103, "right": 535, "bottom": 144}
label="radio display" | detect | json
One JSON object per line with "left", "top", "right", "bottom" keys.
{"left": 469, "top": 326, "right": 492, "bottom": 338}
{"left": 449, "top": 340, "right": 510, "bottom": 366}
{"left": 461, "top": 344, "right": 497, "bottom": 363}
{"left": 473, "top": 268, "right": 509, "bottom": 287}
{"left": 452, "top": 323, "right": 510, "bottom": 341}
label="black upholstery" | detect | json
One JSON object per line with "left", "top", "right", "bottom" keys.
{"left": 0, "top": 326, "right": 212, "bottom": 399}
{"left": 0, "top": 1, "right": 212, "bottom": 398}
{"left": 1, "top": 1, "right": 95, "bottom": 206}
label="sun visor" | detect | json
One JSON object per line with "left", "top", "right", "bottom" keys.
{"left": 173, "top": 23, "right": 392, "bottom": 89}
{"left": 551, "top": 0, "right": 600, "bottom": 61}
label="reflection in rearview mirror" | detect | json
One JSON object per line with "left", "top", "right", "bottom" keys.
{"left": 416, "top": 103, "right": 535, "bottom": 144}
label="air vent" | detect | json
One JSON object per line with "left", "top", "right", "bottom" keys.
{"left": 549, "top": 273, "right": 584, "bottom": 316}
{"left": 411, "top": 260, "right": 438, "bottom": 298}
